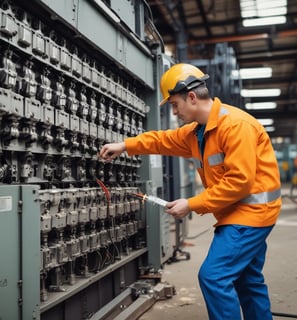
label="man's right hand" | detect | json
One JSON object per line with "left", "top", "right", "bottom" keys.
{"left": 98, "top": 142, "right": 126, "bottom": 162}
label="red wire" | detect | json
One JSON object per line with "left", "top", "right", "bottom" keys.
{"left": 95, "top": 178, "right": 111, "bottom": 204}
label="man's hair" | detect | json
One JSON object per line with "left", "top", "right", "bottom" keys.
{"left": 180, "top": 85, "right": 210, "bottom": 100}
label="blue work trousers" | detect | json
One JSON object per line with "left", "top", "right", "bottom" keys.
{"left": 198, "top": 225, "right": 274, "bottom": 320}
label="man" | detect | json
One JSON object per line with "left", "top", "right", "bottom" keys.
{"left": 99, "top": 63, "right": 282, "bottom": 320}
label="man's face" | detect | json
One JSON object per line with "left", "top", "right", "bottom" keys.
{"left": 168, "top": 92, "right": 197, "bottom": 124}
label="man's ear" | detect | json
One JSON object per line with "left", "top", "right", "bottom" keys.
{"left": 188, "top": 91, "right": 197, "bottom": 104}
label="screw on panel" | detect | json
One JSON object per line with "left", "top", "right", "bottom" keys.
{"left": 18, "top": 200, "right": 23, "bottom": 214}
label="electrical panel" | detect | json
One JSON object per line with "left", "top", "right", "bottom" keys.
{"left": 0, "top": 0, "right": 172, "bottom": 319}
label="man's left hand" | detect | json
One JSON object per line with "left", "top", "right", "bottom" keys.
{"left": 165, "top": 198, "right": 190, "bottom": 218}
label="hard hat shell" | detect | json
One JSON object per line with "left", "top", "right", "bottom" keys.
{"left": 159, "top": 63, "right": 209, "bottom": 106}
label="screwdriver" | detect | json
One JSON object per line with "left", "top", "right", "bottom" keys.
{"left": 132, "top": 193, "right": 168, "bottom": 207}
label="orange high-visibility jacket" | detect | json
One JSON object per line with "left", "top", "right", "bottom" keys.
{"left": 125, "top": 97, "right": 281, "bottom": 227}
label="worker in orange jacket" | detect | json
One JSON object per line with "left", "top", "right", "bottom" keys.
{"left": 99, "top": 63, "right": 282, "bottom": 320}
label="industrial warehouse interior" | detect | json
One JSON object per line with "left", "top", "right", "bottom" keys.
{"left": 147, "top": 0, "right": 297, "bottom": 141}
{"left": 0, "top": 0, "right": 296, "bottom": 320}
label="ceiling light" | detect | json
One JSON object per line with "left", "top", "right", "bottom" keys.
{"left": 257, "top": 118, "right": 274, "bottom": 125}
{"left": 265, "top": 126, "right": 275, "bottom": 132}
{"left": 240, "top": 0, "right": 287, "bottom": 27}
{"left": 245, "top": 102, "right": 277, "bottom": 109}
{"left": 240, "top": 0, "right": 287, "bottom": 10}
{"left": 241, "top": 89, "right": 281, "bottom": 97}
{"left": 243, "top": 16, "right": 286, "bottom": 27}
{"left": 232, "top": 67, "right": 272, "bottom": 79}
{"left": 241, "top": 7, "right": 287, "bottom": 18}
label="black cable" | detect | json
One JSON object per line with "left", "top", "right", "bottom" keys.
{"left": 143, "top": 0, "right": 165, "bottom": 52}
{"left": 185, "top": 228, "right": 210, "bottom": 240}
{"left": 272, "top": 312, "right": 297, "bottom": 319}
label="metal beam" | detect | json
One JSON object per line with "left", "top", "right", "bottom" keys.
{"left": 195, "top": 0, "right": 212, "bottom": 37}
{"left": 248, "top": 110, "right": 297, "bottom": 119}
{"left": 237, "top": 50, "right": 297, "bottom": 63}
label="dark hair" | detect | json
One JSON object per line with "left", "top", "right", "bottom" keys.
{"left": 180, "top": 85, "right": 210, "bottom": 101}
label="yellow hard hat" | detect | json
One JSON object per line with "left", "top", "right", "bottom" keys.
{"left": 159, "top": 63, "right": 209, "bottom": 106}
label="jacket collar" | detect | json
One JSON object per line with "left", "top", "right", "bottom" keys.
{"left": 205, "top": 97, "right": 222, "bottom": 133}
{"left": 193, "top": 97, "right": 222, "bottom": 134}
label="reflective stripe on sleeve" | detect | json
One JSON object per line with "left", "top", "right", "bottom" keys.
{"left": 208, "top": 152, "right": 225, "bottom": 166}
{"left": 219, "top": 107, "right": 229, "bottom": 116}
{"left": 240, "top": 189, "right": 281, "bottom": 204}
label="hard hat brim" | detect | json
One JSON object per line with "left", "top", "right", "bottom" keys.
{"left": 159, "top": 97, "right": 168, "bottom": 106}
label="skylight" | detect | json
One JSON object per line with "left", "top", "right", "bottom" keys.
{"left": 240, "top": 0, "right": 287, "bottom": 27}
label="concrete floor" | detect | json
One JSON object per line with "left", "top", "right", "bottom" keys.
{"left": 138, "top": 184, "right": 297, "bottom": 320}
